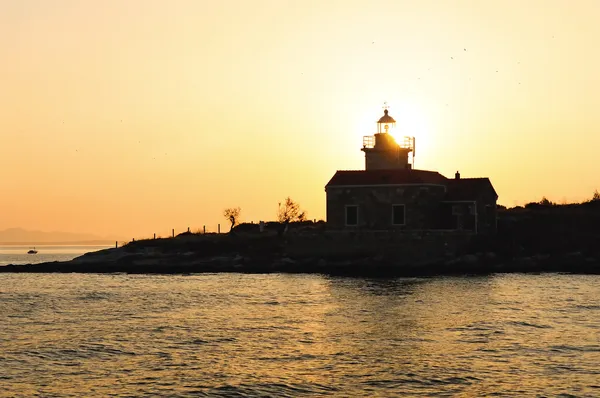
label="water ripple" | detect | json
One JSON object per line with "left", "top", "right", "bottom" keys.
{"left": 0, "top": 273, "right": 599, "bottom": 396}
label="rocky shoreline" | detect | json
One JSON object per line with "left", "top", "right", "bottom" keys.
{"left": 4, "top": 201, "right": 600, "bottom": 277}
{"left": 2, "top": 230, "right": 599, "bottom": 277}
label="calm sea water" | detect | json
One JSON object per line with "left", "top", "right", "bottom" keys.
{"left": 1, "top": 273, "right": 599, "bottom": 397}
{"left": 0, "top": 245, "right": 111, "bottom": 266}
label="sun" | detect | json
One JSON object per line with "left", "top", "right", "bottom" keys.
{"left": 354, "top": 101, "right": 433, "bottom": 165}
{"left": 388, "top": 102, "right": 431, "bottom": 147}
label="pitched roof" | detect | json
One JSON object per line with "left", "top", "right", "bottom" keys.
{"left": 325, "top": 170, "right": 498, "bottom": 201}
{"left": 325, "top": 169, "right": 448, "bottom": 187}
{"left": 444, "top": 178, "right": 498, "bottom": 201}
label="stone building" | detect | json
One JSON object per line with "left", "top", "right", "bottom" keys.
{"left": 325, "top": 107, "right": 498, "bottom": 234}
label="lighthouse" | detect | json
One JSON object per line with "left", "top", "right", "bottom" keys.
{"left": 325, "top": 104, "right": 498, "bottom": 234}
{"left": 361, "top": 105, "right": 415, "bottom": 170}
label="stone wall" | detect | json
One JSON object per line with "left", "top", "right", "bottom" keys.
{"left": 363, "top": 148, "right": 411, "bottom": 170}
{"left": 438, "top": 195, "right": 497, "bottom": 234}
{"left": 283, "top": 229, "right": 475, "bottom": 266}
{"left": 477, "top": 192, "right": 498, "bottom": 234}
{"left": 326, "top": 185, "right": 447, "bottom": 229}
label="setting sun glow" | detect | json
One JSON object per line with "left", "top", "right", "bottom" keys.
{"left": 1, "top": 0, "right": 600, "bottom": 238}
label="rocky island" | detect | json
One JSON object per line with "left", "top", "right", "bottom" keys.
{"left": 2, "top": 199, "right": 600, "bottom": 276}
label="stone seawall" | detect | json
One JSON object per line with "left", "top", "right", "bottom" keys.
{"left": 284, "top": 230, "right": 474, "bottom": 265}
{"left": 3, "top": 229, "right": 598, "bottom": 276}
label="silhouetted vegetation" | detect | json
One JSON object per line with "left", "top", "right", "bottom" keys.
{"left": 522, "top": 190, "right": 600, "bottom": 209}
{"left": 277, "top": 197, "right": 306, "bottom": 223}
{"left": 524, "top": 196, "right": 555, "bottom": 209}
{"left": 223, "top": 207, "right": 241, "bottom": 232}
{"left": 471, "top": 191, "right": 600, "bottom": 262}
{"left": 276, "top": 197, "right": 306, "bottom": 236}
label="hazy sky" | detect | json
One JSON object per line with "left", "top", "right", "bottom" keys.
{"left": 1, "top": 0, "right": 599, "bottom": 238}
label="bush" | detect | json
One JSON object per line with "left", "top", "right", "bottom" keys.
{"left": 539, "top": 196, "right": 554, "bottom": 206}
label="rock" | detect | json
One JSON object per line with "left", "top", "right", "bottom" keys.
{"left": 566, "top": 251, "right": 583, "bottom": 258}
{"left": 372, "top": 254, "right": 385, "bottom": 262}
{"left": 444, "top": 258, "right": 460, "bottom": 267}
{"left": 492, "top": 263, "right": 506, "bottom": 272}
{"left": 131, "top": 258, "right": 163, "bottom": 267}
{"left": 271, "top": 257, "right": 296, "bottom": 268}
{"left": 484, "top": 252, "right": 497, "bottom": 261}
{"left": 208, "top": 256, "right": 233, "bottom": 264}
{"left": 515, "top": 256, "right": 537, "bottom": 269}
{"left": 461, "top": 254, "right": 479, "bottom": 265}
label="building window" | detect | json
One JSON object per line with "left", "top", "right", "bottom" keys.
{"left": 345, "top": 205, "right": 358, "bottom": 226}
{"left": 469, "top": 204, "right": 477, "bottom": 215}
{"left": 485, "top": 205, "right": 495, "bottom": 226}
{"left": 392, "top": 204, "right": 406, "bottom": 225}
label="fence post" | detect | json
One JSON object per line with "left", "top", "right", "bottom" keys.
{"left": 115, "top": 241, "right": 117, "bottom": 248}
{"left": 187, "top": 227, "right": 190, "bottom": 233}
{"left": 172, "top": 229, "right": 175, "bottom": 238}
{"left": 153, "top": 233, "right": 156, "bottom": 239}
{"left": 218, "top": 224, "right": 220, "bottom": 234}
{"left": 203, "top": 225, "right": 206, "bottom": 234}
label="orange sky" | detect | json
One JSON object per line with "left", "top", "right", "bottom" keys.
{"left": 1, "top": 0, "right": 599, "bottom": 238}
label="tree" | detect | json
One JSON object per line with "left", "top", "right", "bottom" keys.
{"left": 223, "top": 207, "right": 241, "bottom": 232}
{"left": 276, "top": 197, "right": 307, "bottom": 237}
{"left": 539, "top": 196, "right": 554, "bottom": 206}
{"left": 277, "top": 197, "right": 306, "bottom": 224}
{"left": 592, "top": 190, "right": 600, "bottom": 202}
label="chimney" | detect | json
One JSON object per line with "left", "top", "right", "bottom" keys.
{"left": 455, "top": 171, "right": 460, "bottom": 179}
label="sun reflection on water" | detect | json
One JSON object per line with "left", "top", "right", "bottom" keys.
{"left": 1, "top": 273, "right": 599, "bottom": 396}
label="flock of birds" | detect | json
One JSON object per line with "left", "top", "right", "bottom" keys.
{"left": 368, "top": 40, "right": 534, "bottom": 108}
{"left": 367, "top": 40, "right": 531, "bottom": 88}
{"left": 62, "top": 37, "right": 547, "bottom": 154}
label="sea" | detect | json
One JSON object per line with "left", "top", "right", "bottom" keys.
{"left": 0, "top": 245, "right": 111, "bottom": 267}
{"left": 1, "top": 248, "right": 599, "bottom": 397}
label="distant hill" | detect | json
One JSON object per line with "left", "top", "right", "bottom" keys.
{"left": 0, "top": 228, "right": 120, "bottom": 244}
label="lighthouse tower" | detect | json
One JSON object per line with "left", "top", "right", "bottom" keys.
{"left": 361, "top": 105, "right": 415, "bottom": 170}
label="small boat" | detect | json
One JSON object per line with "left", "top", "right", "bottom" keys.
{"left": 27, "top": 248, "right": 38, "bottom": 254}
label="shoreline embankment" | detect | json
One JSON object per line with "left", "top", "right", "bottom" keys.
{"left": 3, "top": 201, "right": 600, "bottom": 276}
{"left": 1, "top": 229, "right": 599, "bottom": 277}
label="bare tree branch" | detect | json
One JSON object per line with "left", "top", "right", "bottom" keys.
{"left": 276, "top": 197, "right": 307, "bottom": 236}
{"left": 223, "top": 207, "right": 241, "bottom": 232}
